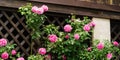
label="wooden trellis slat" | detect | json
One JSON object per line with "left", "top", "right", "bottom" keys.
{"left": 0, "top": 8, "right": 71, "bottom": 58}
{"left": 0, "top": 18, "right": 29, "bottom": 56}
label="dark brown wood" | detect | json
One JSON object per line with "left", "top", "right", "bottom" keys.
{"left": 0, "top": 10, "right": 38, "bottom": 57}
{"left": 0, "top": 0, "right": 120, "bottom": 20}
{"left": 0, "top": 18, "right": 29, "bottom": 56}
{"left": 28, "top": 0, "right": 120, "bottom": 12}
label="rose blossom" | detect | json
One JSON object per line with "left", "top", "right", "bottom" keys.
{"left": 38, "top": 48, "right": 46, "bottom": 55}
{"left": 1, "top": 52, "right": 9, "bottom": 59}
{"left": 64, "top": 24, "right": 72, "bottom": 32}
{"left": 74, "top": 34, "right": 80, "bottom": 40}
{"left": 107, "top": 53, "right": 112, "bottom": 59}
{"left": 89, "top": 21, "right": 96, "bottom": 27}
{"left": 31, "top": 6, "right": 44, "bottom": 14}
{"left": 48, "top": 34, "right": 58, "bottom": 43}
{"left": 41, "top": 5, "right": 48, "bottom": 12}
{"left": 87, "top": 47, "right": 92, "bottom": 51}
{"left": 113, "top": 41, "right": 119, "bottom": 46}
{"left": 83, "top": 24, "right": 90, "bottom": 32}
{"left": 17, "top": 57, "right": 25, "bottom": 60}
{"left": 0, "top": 38, "right": 7, "bottom": 47}
{"left": 36, "top": 7, "right": 44, "bottom": 14}
{"left": 11, "top": 50, "right": 17, "bottom": 55}
{"left": 65, "top": 34, "right": 69, "bottom": 39}
{"left": 31, "top": 6, "right": 38, "bottom": 13}
{"left": 97, "top": 42, "right": 104, "bottom": 50}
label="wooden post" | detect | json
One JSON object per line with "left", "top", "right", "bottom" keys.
{"left": 92, "top": 17, "right": 111, "bottom": 43}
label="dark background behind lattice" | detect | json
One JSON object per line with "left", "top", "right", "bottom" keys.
{"left": 111, "top": 20, "right": 120, "bottom": 43}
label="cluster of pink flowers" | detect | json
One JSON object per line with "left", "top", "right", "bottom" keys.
{"left": 31, "top": 5, "right": 48, "bottom": 14}
{"left": 1, "top": 50, "right": 19, "bottom": 60}
{"left": 83, "top": 21, "right": 95, "bottom": 32}
{"left": 86, "top": 41, "right": 119, "bottom": 59}
{"left": 0, "top": 38, "right": 25, "bottom": 60}
{"left": 48, "top": 34, "right": 58, "bottom": 43}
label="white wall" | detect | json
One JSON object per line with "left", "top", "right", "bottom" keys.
{"left": 92, "top": 17, "right": 111, "bottom": 43}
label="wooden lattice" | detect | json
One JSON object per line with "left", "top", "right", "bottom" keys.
{"left": 0, "top": 8, "right": 70, "bottom": 58}
{"left": 0, "top": 10, "right": 37, "bottom": 57}
{"left": 111, "top": 20, "right": 120, "bottom": 42}
{"left": 80, "top": 0, "right": 120, "bottom": 5}
{"left": 0, "top": 7, "right": 92, "bottom": 59}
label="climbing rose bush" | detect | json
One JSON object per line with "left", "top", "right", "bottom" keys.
{"left": 0, "top": 38, "right": 22, "bottom": 60}
{"left": 19, "top": 3, "right": 120, "bottom": 60}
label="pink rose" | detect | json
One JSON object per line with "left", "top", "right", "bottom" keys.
{"left": 1, "top": 52, "right": 9, "bottom": 59}
{"left": 41, "top": 5, "right": 48, "bottom": 12}
{"left": 89, "top": 21, "right": 95, "bottom": 27}
{"left": 31, "top": 6, "right": 38, "bottom": 13}
{"left": 107, "top": 53, "right": 112, "bottom": 59}
{"left": 36, "top": 8, "right": 44, "bottom": 14}
{"left": 0, "top": 38, "right": 7, "bottom": 47}
{"left": 38, "top": 48, "right": 46, "bottom": 55}
{"left": 11, "top": 50, "right": 17, "bottom": 55}
{"left": 83, "top": 24, "right": 90, "bottom": 32}
{"left": 64, "top": 24, "right": 72, "bottom": 32}
{"left": 87, "top": 47, "right": 92, "bottom": 51}
{"left": 97, "top": 42, "right": 104, "bottom": 50}
{"left": 65, "top": 35, "right": 69, "bottom": 39}
{"left": 74, "top": 34, "right": 80, "bottom": 40}
{"left": 31, "top": 6, "right": 44, "bottom": 14}
{"left": 62, "top": 55, "right": 66, "bottom": 60}
{"left": 48, "top": 34, "right": 58, "bottom": 43}
{"left": 17, "top": 57, "right": 25, "bottom": 60}
{"left": 113, "top": 41, "right": 119, "bottom": 46}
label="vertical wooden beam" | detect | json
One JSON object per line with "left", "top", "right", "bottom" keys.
{"left": 92, "top": 17, "right": 111, "bottom": 43}
{"left": 109, "top": 0, "right": 113, "bottom": 5}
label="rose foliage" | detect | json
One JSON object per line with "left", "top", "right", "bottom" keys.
{"left": 19, "top": 3, "right": 120, "bottom": 60}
